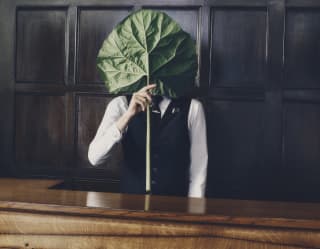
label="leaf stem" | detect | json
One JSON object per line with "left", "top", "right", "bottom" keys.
{"left": 144, "top": 16, "right": 150, "bottom": 194}
{"left": 146, "top": 61, "right": 151, "bottom": 194}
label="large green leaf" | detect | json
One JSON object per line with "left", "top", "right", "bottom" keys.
{"left": 97, "top": 9, "right": 198, "bottom": 98}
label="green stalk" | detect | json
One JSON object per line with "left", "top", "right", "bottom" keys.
{"left": 146, "top": 68, "right": 151, "bottom": 194}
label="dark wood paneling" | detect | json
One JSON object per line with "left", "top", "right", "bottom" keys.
{"left": 282, "top": 102, "right": 320, "bottom": 201}
{"left": 199, "top": 5, "right": 210, "bottom": 92}
{"left": 284, "top": 8, "right": 320, "bottom": 88}
{"left": 205, "top": 100, "right": 265, "bottom": 199}
{"left": 208, "top": 0, "right": 268, "bottom": 7}
{"left": 15, "top": 94, "right": 69, "bottom": 174}
{"left": 287, "top": 0, "right": 320, "bottom": 7}
{"left": 1, "top": 0, "right": 319, "bottom": 202}
{"left": 210, "top": 7, "right": 267, "bottom": 88}
{"left": 67, "top": 6, "right": 77, "bottom": 85}
{"left": 0, "top": 0, "right": 15, "bottom": 176}
{"left": 77, "top": 7, "right": 132, "bottom": 84}
{"left": 75, "top": 95, "right": 122, "bottom": 179}
{"left": 16, "top": 8, "right": 67, "bottom": 83}
{"left": 261, "top": 0, "right": 285, "bottom": 201}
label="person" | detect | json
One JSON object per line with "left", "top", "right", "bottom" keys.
{"left": 88, "top": 84, "right": 208, "bottom": 198}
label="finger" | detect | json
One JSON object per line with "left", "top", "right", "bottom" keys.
{"left": 135, "top": 98, "right": 146, "bottom": 111}
{"left": 135, "top": 95, "right": 149, "bottom": 108}
{"left": 136, "top": 92, "right": 152, "bottom": 103}
{"left": 138, "top": 84, "right": 157, "bottom": 92}
{"left": 133, "top": 94, "right": 148, "bottom": 107}
{"left": 133, "top": 93, "right": 147, "bottom": 103}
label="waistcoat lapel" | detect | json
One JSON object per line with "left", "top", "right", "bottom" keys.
{"left": 158, "top": 98, "right": 185, "bottom": 131}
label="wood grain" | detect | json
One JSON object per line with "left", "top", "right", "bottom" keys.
{"left": 0, "top": 210, "right": 320, "bottom": 248}
{"left": 0, "top": 179, "right": 320, "bottom": 230}
{"left": 0, "top": 179, "right": 320, "bottom": 248}
{"left": 15, "top": 94, "right": 69, "bottom": 174}
{"left": 16, "top": 7, "right": 67, "bottom": 83}
{"left": 0, "top": 235, "right": 307, "bottom": 249}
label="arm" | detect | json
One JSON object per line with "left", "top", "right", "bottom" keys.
{"left": 187, "top": 99, "right": 208, "bottom": 198}
{"left": 88, "top": 84, "right": 156, "bottom": 166}
{"left": 88, "top": 96, "right": 128, "bottom": 166}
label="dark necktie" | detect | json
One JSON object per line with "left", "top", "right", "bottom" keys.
{"left": 151, "top": 95, "right": 163, "bottom": 114}
{"left": 151, "top": 96, "right": 163, "bottom": 132}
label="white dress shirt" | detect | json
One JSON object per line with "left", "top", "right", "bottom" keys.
{"left": 88, "top": 96, "right": 208, "bottom": 198}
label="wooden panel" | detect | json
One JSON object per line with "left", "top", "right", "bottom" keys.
{"left": 284, "top": 8, "right": 320, "bottom": 88}
{"left": 145, "top": 7, "right": 199, "bottom": 41}
{"left": 15, "top": 94, "right": 68, "bottom": 172}
{"left": 210, "top": 8, "right": 267, "bottom": 88}
{"left": 77, "top": 8, "right": 132, "bottom": 84}
{"left": 282, "top": 102, "right": 320, "bottom": 201}
{"left": 205, "top": 100, "right": 265, "bottom": 199}
{"left": 76, "top": 95, "right": 122, "bottom": 179}
{"left": 16, "top": 8, "right": 66, "bottom": 83}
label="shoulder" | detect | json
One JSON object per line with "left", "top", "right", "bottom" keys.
{"left": 188, "top": 98, "right": 206, "bottom": 126}
{"left": 190, "top": 98, "right": 203, "bottom": 107}
{"left": 107, "top": 96, "right": 128, "bottom": 109}
{"left": 102, "top": 96, "right": 129, "bottom": 117}
{"left": 190, "top": 98, "right": 204, "bottom": 113}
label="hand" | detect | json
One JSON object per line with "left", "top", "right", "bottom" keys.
{"left": 126, "top": 84, "right": 156, "bottom": 118}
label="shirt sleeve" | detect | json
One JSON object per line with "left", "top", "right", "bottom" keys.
{"left": 187, "top": 99, "right": 208, "bottom": 198}
{"left": 88, "top": 96, "right": 128, "bottom": 166}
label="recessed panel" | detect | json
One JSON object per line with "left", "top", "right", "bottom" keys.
{"left": 210, "top": 8, "right": 267, "bottom": 88}
{"left": 206, "top": 100, "right": 265, "bottom": 199}
{"left": 77, "top": 8, "right": 132, "bottom": 84}
{"left": 16, "top": 8, "right": 66, "bottom": 83}
{"left": 15, "top": 94, "right": 68, "bottom": 169}
{"left": 284, "top": 9, "right": 320, "bottom": 88}
{"left": 76, "top": 95, "right": 123, "bottom": 178}
{"left": 283, "top": 102, "right": 320, "bottom": 199}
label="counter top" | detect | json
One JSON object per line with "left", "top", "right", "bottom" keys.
{"left": 0, "top": 178, "right": 320, "bottom": 230}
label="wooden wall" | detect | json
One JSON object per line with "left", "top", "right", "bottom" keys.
{"left": 1, "top": 0, "right": 320, "bottom": 202}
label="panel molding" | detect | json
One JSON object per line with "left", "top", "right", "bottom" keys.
{"left": 287, "top": 0, "right": 320, "bottom": 7}
{"left": 208, "top": 0, "right": 268, "bottom": 7}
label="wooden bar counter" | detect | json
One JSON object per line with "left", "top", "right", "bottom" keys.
{"left": 0, "top": 178, "right": 320, "bottom": 248}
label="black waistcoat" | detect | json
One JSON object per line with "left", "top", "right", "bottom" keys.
{"left": 121, "top": 96, "right": 191, "bottom": 196}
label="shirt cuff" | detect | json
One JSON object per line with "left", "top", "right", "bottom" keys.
{"left": 188, "top": 185, "right": 205, "bottom": 198}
